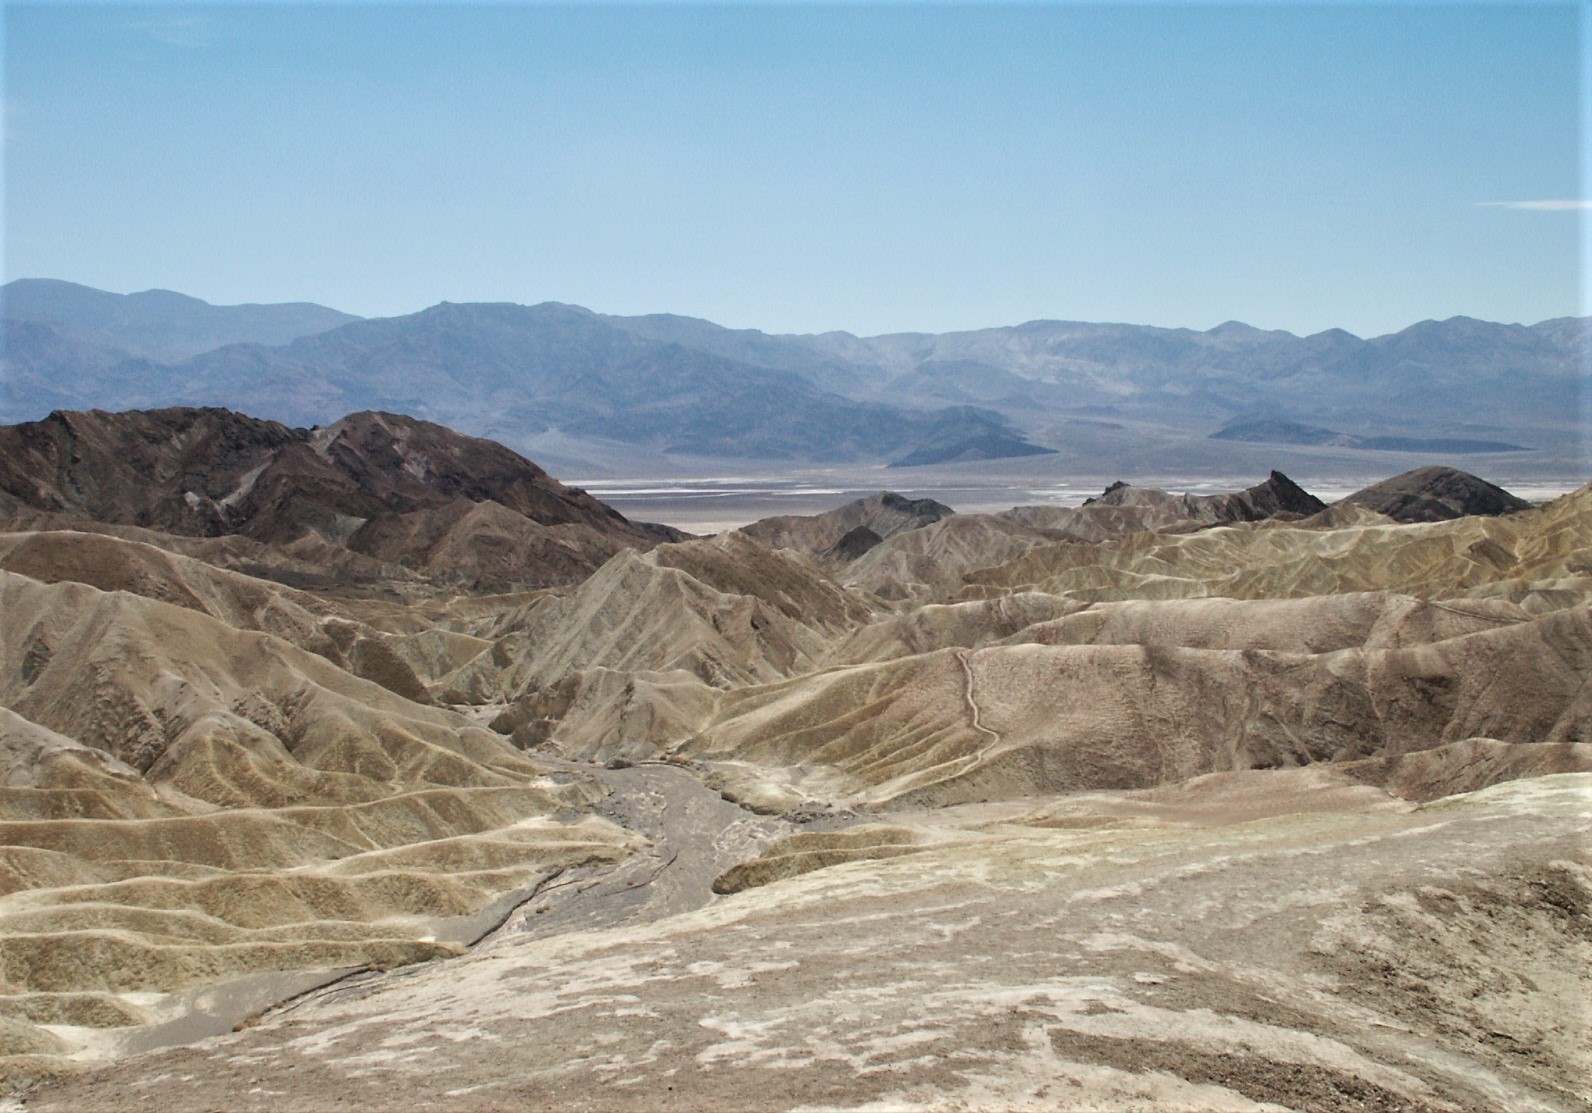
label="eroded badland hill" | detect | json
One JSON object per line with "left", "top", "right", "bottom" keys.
{"left": 1, "top": 408, "right": 1587, "bottom": 1112}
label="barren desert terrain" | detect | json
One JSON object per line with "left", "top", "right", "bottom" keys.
{"left": 0, "top": 409, "right": 1587, "bottom": 1111}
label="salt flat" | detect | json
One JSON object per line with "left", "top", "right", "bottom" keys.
{"left": 572, "top": 468, "right": 1589, "bottom": 536}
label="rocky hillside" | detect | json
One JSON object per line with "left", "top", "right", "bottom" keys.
{"left": 0, "top": 407, "right": 679, "bottom": 590}
{"left": 1343, "top": 464, "right": 1535, "bottom": 522}
{"left": 743, "top": 491, "right": 955, "bottom": 558}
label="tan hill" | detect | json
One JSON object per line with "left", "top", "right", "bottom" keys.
{"left": 493, "top": 485, "right": 1592, "bottom": 792}
{"left": 742, "top": 491, "right": 955, "bottom": 558}
{"left": 0, "top": 569, "right": 549, "bottom": 804}
{"left": 434, "top": 531, "right": 878, "bottom": 704}
{"left": 824, "top": 592, "right": 1082, "bottom": 665}
{"left": 0, "top": 530, "right": 442, "bottom": 699}
{"left": 1001, "top": 590, "right": 1533, "bottom": 653}
{"left": 999, "top": 472, "right": 1325, "bottom": 540}
{"left": 0, "top": 569, "right": 635, "bottom": 1064}
{"left": 1080, "top": 468, "right": 1326, "bottom": 521}
{"left": 842, "top": 513, "right": 1058, "bottom": 602}
{"left": 338, "top": 496, "right": 655, "bottom": 592}
{"left": 825, "top": 586, "right": 1535, "bottom": 666}
{"left": 0, "top": 509, "right": 431, "bottom": 597}
{"left": 1, "top": 436, "right": 1587, "bottom": 1103}
{"left": 684, "top": 601, "right": 1590, "bottom": 810}
{"left": 843, "top": 472, "right": 1329, "bottom": 602}
{"left": 960, "top": 482, "right": 1592, "bottom": 607}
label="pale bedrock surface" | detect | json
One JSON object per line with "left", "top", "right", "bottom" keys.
{"left": 21, "top": 773, "right": 1590, "bottom": 1113}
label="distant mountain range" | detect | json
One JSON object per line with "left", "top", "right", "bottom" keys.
{"left": 3, "top": 278, "right": 1586, "bottom": 471}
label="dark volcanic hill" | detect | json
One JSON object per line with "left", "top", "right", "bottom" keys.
{"left": 1341, "top": 466, "right": 1534, "bottom": 523}
{"left": 0, "top": 407, "right": 679, "bottom": 589}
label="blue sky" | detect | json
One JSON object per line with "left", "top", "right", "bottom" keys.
{"left": 3, "top": 2, "right": 1585, "bottom": 336}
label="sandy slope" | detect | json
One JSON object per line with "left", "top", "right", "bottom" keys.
{"left": 0, "top": 571, "right": 639, "bottom": 1075}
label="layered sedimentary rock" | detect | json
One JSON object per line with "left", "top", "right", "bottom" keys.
{"left": 23, "top": 773, "right": 1591, "bottom": 1113}
{"left": 0, "top": 569, "right": 634, "bottom": 1070}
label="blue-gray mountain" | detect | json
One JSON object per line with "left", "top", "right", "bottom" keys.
{"left": 4, "top": 280, "right": 1585, "bottom": 467}
{"left": 2, "top": 278, "right": 359, "bottom": 363}
{"left": 2, "top": 291, "right": 1035, "bottom": 463}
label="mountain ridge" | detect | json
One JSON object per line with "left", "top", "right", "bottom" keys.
{"left": 5, "top": 300, "right": 1040, "bottom": 463}
{"left": 4, "top": 280, "right": 1585, "bottom": 470}
{"left": 1, "top": 278, "right": 359, "bottom": 362}
{"left": 0, "top": 406, "right": 682, "bottom": 591}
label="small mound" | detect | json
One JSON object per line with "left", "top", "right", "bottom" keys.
{"left": 743, "top": 492, "right": 954, "bottom": 559}
{"left": 711, "top": 826, "right": 925, "bottom": 894}
{"left": 0, "top": 992, "right": 153, "bottom": 1029}
{"left": 1342, "top": 466, "right": 1532, "bottom": 523}
{"left": 0, "top": 1015, "right": 66, "bottom": 1057}
{"left": 1339, "top": 737, "right": 1592, "bottom": 802}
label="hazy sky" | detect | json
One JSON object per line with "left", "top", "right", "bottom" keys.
{"left": 4, "top": 2, "right": 1585, "bottom": 336}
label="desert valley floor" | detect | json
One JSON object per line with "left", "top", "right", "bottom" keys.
{"left": 0, "top": 408, "right": 1587, "bottom": 1112}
